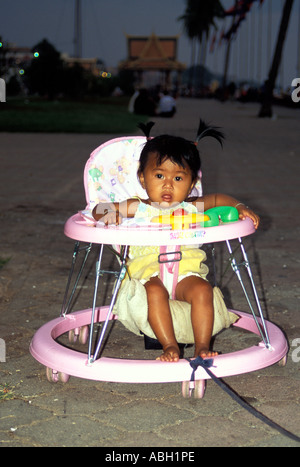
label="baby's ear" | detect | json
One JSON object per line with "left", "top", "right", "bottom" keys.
{"left": 138, "top": 170, "right": 145, "bottom": 188}
{"left": 189, "top": 179, "right": 197, "bottom": 194}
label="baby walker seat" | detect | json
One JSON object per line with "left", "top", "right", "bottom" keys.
{"left": 30, "top": 135, "right": 288, "bottom": 398}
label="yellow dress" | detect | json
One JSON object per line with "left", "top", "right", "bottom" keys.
{"left": 127, "top": 201, "right": 209, "bottom": 293}
{"left": 113, "top": 201, "right": 238, "bottom": 343}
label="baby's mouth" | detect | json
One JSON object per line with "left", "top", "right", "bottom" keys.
{"left": 161, "top": 193, "right": 172, "bottom": 203}
{"left": 152, "top": 198, "right": 179, "bottom": 210}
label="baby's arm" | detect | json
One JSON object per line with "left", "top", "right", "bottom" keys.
{"left": 92, "top": 199, "right": 140, "bottom": 225}
{"left": 192, "top": 193, "right": 260, "bottom": 229}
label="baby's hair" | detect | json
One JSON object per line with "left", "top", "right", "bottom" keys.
{"left": 195, "top": 119, "right": 224, "bottom": 147}
{"left": 138, "top": 134, "right": 201, "bottom": 182}
{"left": 137, "top": 119, "right": 224, "bottom": 182}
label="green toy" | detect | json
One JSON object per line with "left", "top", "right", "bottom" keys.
{"left": 203, "top": 206, "right": 239, "bottom": 227}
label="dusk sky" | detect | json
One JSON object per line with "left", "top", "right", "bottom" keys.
{"left": 1, "top": 0, "right": 299, "bottom": 89}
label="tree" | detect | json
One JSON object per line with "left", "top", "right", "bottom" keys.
{"left": 259, "top": 0, "right": 294, "bottom": 117}
{"left": 61, "top": 62, "right": 88, "bottom": 99}
{"left": 222, "top": 0, "right": 238, "bottom": 92}
{"left": 0, "top": 36, "right": 6, "bottom": 75}
{"left": 26, "top": 39, "right": 64, "bottom": 99}
{"left": 178, "top": 0, "right": 224, "bottom": 89}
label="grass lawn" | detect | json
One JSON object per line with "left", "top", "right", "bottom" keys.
{"left": 0, "top": 97, "right": 148, "bottom": 133}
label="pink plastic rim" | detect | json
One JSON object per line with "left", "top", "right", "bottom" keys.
{"left": 64, "top": 214, "right": 255, "bottom": 246}
{"left": 30, "top": 308, "right": 288, "bottom": 384}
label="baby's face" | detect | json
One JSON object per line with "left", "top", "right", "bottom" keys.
{"left": 139, "top": 152, "right": 194, "bottom": 208}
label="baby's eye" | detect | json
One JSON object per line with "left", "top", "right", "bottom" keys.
{"left": 175, "top": 176, "right": 182, "bottom": 181}
{"left": 155, "top": 173, "right": 164, "bottom": 179}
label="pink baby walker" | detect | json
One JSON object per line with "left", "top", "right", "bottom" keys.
{"left": 30, "top": 134, "right": 288, "bottom": 399}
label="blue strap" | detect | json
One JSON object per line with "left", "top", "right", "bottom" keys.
{"left": 186, "top": 357, "right": 300, "bottom": 443}
{"left": 186, "top": 356, "right": 214, "bottom": 382}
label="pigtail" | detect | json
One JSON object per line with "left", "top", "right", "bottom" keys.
{"left": 137, "top": 121, "right": 155, "bottom": 140}
{"left": 195, "top": 119, "right": 224, "bottom": 147}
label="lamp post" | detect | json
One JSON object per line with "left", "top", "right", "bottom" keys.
{"left": 74, "top": 0, "right": 82, "bottom": 58}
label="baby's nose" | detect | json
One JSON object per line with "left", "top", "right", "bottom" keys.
{"left": 163, "top": 178, "right": 173, "bottom": 188}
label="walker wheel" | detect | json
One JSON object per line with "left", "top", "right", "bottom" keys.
{"left": 194, "top": 379, "right": 206, "bottom": 399}
{"left": 182, "top": 380, "right": 192, "bottom": 398}
{"left": 78, "top": 325, "right": 89, "bottom": 345}
{"left": 68, "top": 328, "right": 78, "bottom": 343}
{"left": 46, "top": 367, "right": 58, "bottom": 383}
{"left": 182, "top": 380, "right": 206, "bottom": 399}
{"left": 68, "top": 325, "right": 89, "bottom": 345}
{"left": 46, "top": 367, "right": 70, "bottom": 384}
{"left": 278, "top": 354, "right": 287, "bottom": 367}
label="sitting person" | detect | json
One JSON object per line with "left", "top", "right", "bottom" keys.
{"left": 133, "top": 88, "right": 156, "bottom": 116}
{"left": 157, "top": 90, "right": 176, "bottom": 117}
{"left": 92, "top": 122, "right": 260, "bottom": 362}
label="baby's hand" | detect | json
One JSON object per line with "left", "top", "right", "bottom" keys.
{"left": 102, "top": 209, "right": 123, "bottom": 226}
{"left": 237, "top": 205, "right": 260, "bottom": 230}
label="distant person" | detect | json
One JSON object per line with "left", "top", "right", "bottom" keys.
{"left": 157, "top": 90, "right": 176, "bottom": 118}
{"left": 128, "top": 89, "right": 139, "bottom": 113}
{"left": 134, "top": 88, "right": 156, "bottom": 116}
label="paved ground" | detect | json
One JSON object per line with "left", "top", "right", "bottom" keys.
{"left": 0, "top": 98, "right": 300, "bottom": 448}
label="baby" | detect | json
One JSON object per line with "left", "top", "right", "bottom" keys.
{"left": 93, "top": 123, "right": 260, "bottom": 362}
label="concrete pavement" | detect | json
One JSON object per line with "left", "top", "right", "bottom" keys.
{"left": 0, "top": 98, "right": 300, "bottom": 447}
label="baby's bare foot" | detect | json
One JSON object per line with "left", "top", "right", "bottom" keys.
{"left": 156, "top": 345, "right": 180, "bottom": 362}
{"left": 195, "top": 347, "right": 218, "bottom": 359}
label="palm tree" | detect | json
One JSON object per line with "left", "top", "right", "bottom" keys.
{"left": 259, "top": 0, "right": 295, "bottom": 117}
{"left": 222, "top": 0, "right": 238, "bottom": 92}
{"left": 178, "top": 0, "right": 224, "bottom": 89}
{"left": 178, "top": 0, "right": 198, "bottom": 89}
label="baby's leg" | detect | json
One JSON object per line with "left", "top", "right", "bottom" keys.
{"left": 175, "top": 276, "right": 218, "bottom": 359}
{"left": 144, "top": 277, "right": 180, "bottom": 362}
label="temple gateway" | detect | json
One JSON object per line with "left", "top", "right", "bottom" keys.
{"left": 119, "top": 33, "right": 186, "bottom": 88}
